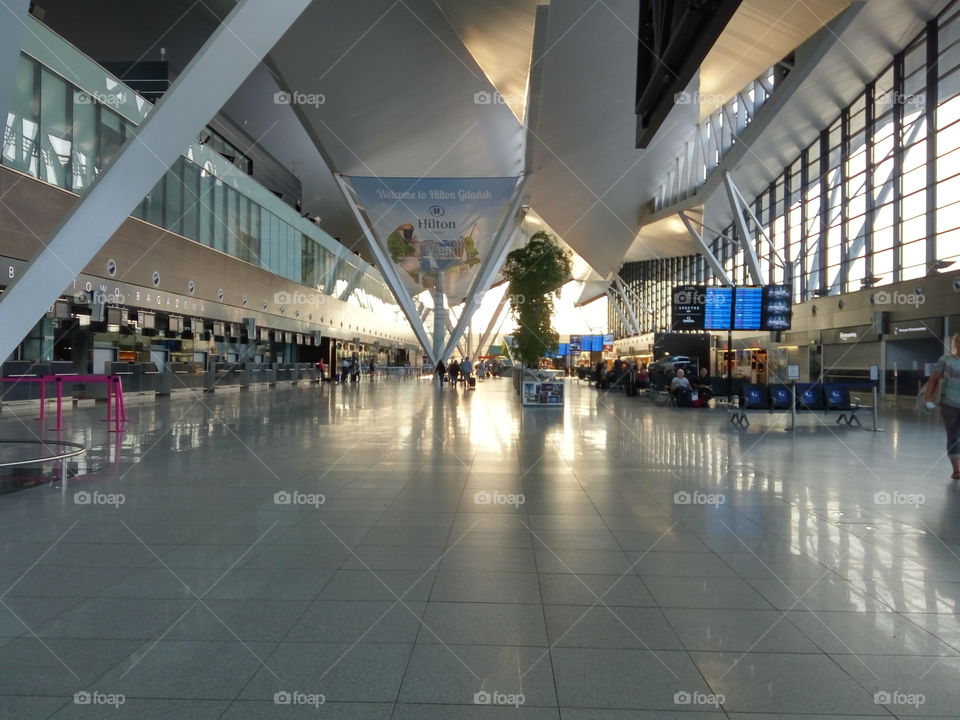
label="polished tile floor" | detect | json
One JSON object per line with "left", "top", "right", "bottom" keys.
{"left": 0, "top": 376, "right": 958, "bottom": 718}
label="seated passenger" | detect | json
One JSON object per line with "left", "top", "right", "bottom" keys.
{"left": 670, "top": 368, "right": 690, "bottom": 393}
{"left": 695, "top": 367, "right": 713, "bottom": 401}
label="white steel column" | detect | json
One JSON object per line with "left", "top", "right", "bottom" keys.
{"left": 0, "top": 0, "right": 30, "bottom": 130}
{"left": 606, "top": 288, "right": 635, "bottom": 337}
{"left": 0, "top": 0, "right": 312, "bottom": 362}
{"left": 679, "top": 211, "right": 733, "bottom": 286}
{"left": 723, "top": 172, "right": 764, "bottom": 285}
{"left": 441, "top": 175, "right": 528, "bottom": 361}
{"left": 476, "top": 291, "right": 510, "bottom": 356}
{"left": 613, "top": 275, "right": 641, "bottom": 336}
{"left": 431, "top": 288, "right": 447, "bottom": 361}
{"left": 335, "top": 175, "right": 437, "bottom": 365}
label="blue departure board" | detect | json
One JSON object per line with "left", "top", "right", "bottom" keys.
{"left": 704, "top": 287, "right": 733, "bottom": 330}
{"left": 733, "top": 287, "right": 763, "bottom": 330}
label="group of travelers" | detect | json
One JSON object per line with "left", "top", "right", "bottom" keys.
{"left": 588, "top": 359, "right": 650, "bottom": 392}
{"left": 582, "top": 358, "right": 715, "bottom": 407}
{"left": 668, "top": 367, "right": 713, "bottom": 407}
{"left": 314, "top": 355, "right": 376, "bottom": 383}
{"left": 434, "top": 357, "right": 494, "bottom": 388}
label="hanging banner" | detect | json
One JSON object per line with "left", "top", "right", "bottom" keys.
{"left": 346, "top": 176, "right": 519, "bottom": 304}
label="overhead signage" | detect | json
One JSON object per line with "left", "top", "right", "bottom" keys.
{"left": 823, "top": 325, "right": 878, "bottom": 344}
{"left": 704, "top": 287, "right": 733, "bottom": 330}
{"left": 762, "top": 285, "right": 792, "bottom": 330}
{"left": 888, "top": 318, "right": 942, "bottom": 339}
{"left": 733, "top": 287, "right": 763, "bottom": 330}
{"left": 674, "top": 285, "right": 792, "bottom": 332}
{"left": 671, "top": 285, "right": 706, "bottom": 330}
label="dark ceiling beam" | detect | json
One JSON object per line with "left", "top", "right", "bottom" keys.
{"left": 635, "top": 0, "right": 742, "bottom": 148}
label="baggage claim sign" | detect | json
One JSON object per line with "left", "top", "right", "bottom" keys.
{"left": 346, "top": 177, "right": 519, "bottom": 304}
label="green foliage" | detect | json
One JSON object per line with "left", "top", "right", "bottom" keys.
{"left": 387, "top": 230, "right": 414, "bottom": 262}
{"left": 500, "top": 231, "right": 572, "bottom": 368}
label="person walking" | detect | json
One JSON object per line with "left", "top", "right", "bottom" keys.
{"left": 368, "top": 359, "right": 376, "bottom": 382}
{"left": 448, "top": 358, "right": 460, "bottom": 387}
{"left": 460, "top": 356, "right": 474, "bottom": 388}
{"left": 435, "top": 359, "right": 446, "bottom": 385}
{"left": 925, "top": 331, "right": 960, "bottom": 479}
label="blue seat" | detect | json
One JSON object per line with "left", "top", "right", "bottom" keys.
{"left": 742, "top": 384, "right": 769, "bottom": 410}
{"left": 795, "top": 383, "right": 825, "bottom": 410}
{"left": 823, "top": 383, "right": 851, "bottom": 410}
{"left": 769, "top": 384, "right": 793, "bottom": 410}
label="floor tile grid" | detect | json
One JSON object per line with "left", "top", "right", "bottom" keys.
{"left": 587, "top": 390, "right": 901, "bottom": 715}
{"left": 413, "top": 435, "right": 562, "bottom": 714}
{"left": 215, "top": 380, "right": 510, "bottom": 717}
{"left": 599, "top": 390, "right": 959, "bottom": 716}
{"left": 535, "top": 432, "right": 734, "bottom": 716}
{"left": 1, "top": 394, "right": 300, "bottom": 718}
{"left": 38, "top": 386, "right": 404, "bottom": 716}
{"left": 65, "top": 521, "right": 307, "bottom": 717}
{"left": 219, "top": 440, "right": 451, "bottom": 714}
{"left": 5, "top": 380, "right": 960, "bottom": 716}
{"left": 689, "top": 475, "right": 960, "bottom": 665}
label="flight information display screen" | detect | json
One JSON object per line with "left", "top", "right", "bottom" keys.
{"left": 704, "top": 287, "right": 733, "bottom": 330}
{"left": 733, "top": 287, "right": 763, "bottom": 330}
{"left": 762, "top": 285, "right": 792, "bottom": 330}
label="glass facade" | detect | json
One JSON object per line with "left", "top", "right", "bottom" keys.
{"left": 1, "top": 52, "right": 399, "bottom": 317}
{"left": 614, "top": 2, "right": 960, "bottom": 337}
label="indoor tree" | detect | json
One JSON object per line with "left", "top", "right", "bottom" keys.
{"left": 501, "top": 230, "right": 572, "bottom": 368}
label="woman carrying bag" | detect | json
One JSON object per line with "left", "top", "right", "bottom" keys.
{"left": 925, "top": 332, "right": 960, "bottom": 480}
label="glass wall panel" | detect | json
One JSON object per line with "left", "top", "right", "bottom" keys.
{"left": 181, "top": 158, "right": 200, "bottom": 241}
{"left": 71, "top": 89, "right": 95, "bottom": 192}
{"left": 39, "top": 68, "right": 69, "bottom": 188}
{"left": 3, "top": 56, "right": 39, "bottom": 175}
{"left": 164, "top": 159, "right": 183, "bottom": 235}
{"left": 99, "top": 107, "right": 125, "bottom": 173}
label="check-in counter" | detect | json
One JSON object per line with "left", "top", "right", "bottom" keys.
{"left": 160, "top": 362, "right": 205, "bottom": 394}
{"left": 275, "top": 363, "right": 295, "bottom": 383}
{"left": 1, "top": 361, "right": 51, "bottom": 402}
{"left": 296, "top": 363, "right": 317, "bottom": 382}
{"left": 108, "top": 362, "right": 137, "bottom": 391}
{"left": 242, "top": 362, "right": 272, "bottom": 386}
{"left": 139, "top": 363, "right": 163, "bottom": 394}
{"left": 107, "top": 362, "right": 164, "bottom": 394}
{"left": 214, "top": 362, "right": 244, "bottom": 388}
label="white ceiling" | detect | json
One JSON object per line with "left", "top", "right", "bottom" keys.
{"left": 698, "top": 0, "right": 851, "bottom": 118}
{"left": 267, "top": 0, "right": 526, "bottom": 179}
{"left": 434, "top": 0, "right": 541, "bottom": 124}
{"left": 528, "top": 0, "right": 700, "bottom": 273}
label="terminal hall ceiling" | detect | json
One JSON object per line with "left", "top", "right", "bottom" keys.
{"left": 29, "top": 0, "right": 955, "bottom": 279}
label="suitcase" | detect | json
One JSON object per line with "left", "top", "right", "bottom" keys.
{"left": 468, "top": 376, "right": 476, "bottom": 389}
